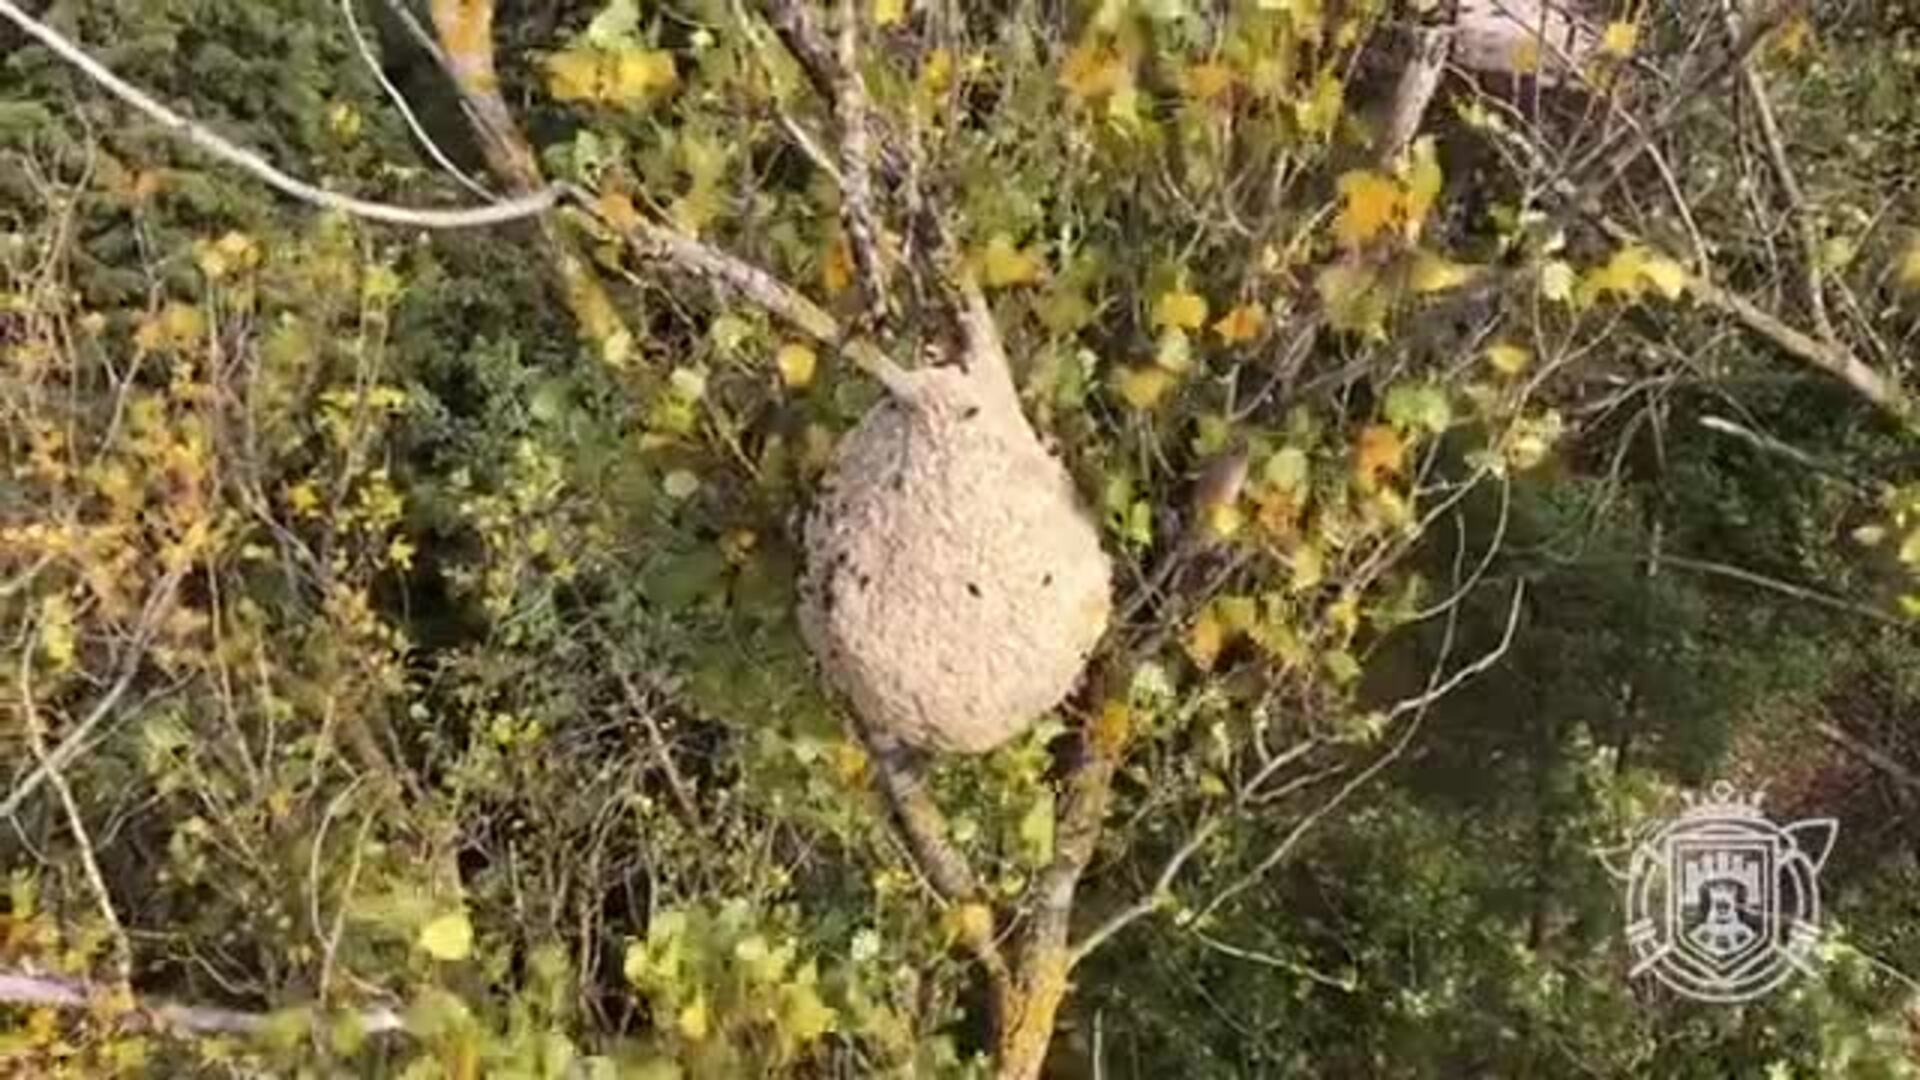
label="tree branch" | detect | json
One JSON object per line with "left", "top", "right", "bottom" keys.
{"left": 3, "top": 568, "right": 185, "bottom": 820}
{"left": 569, "top": 185, "right": 915, "bottom": 396}
{"left": 849, "top": 717, "right": 1013, "bottom": 992}
{"left": 0, "top": 0, "right": 558, "bottom": 229}
{"left": 338, "top": 0, "right": 494, "bottom": 201}
{"left": 426, "top": 0, "right": 636, "bottom": 363}
{"left": 833, "top": 0, "right": 891, "bottom": 323}
{"left": 0, "top": 968, "right": 404, "bottom": 1038}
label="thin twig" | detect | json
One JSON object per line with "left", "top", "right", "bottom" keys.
{"left": 1722, "top": 0, "right": 1833, "bottom": 342}
{"left": 3, "top": 569, "right": 185, "bottom": 819}
{"left": 0, "top": 0, "right": 558, "bottom": 228}
{"left": 566, "top": 184, "right": 915, "bottom": 397}
{"left": 338, "top": 0, "right": 495, "bottom": 200}
{"left": 17, "top": 623, "right": 133, "bottom": 987}
{"left": 1815, "top": 720, "right": 1920, "bottom": 800}
{"left": 1192, "top": 582, "right": 1527, "bottom": 924}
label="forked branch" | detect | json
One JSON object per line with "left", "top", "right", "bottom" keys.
{"left": 0, "top": 0, "right": 557, "bottom": 229}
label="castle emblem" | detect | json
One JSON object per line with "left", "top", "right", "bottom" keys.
{"left": 1619, "top": 782, "right": 1837, "bottom": 1003}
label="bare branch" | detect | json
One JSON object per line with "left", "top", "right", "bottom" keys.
{"left": 833, "top": 0, "right": 891, "bottom": 323}
{"left": 573, "top": 187, "right": 915, "bottom": 396}
{"left": 425, "top": 0, "right": 636, "bottom": 361}
{"left": 1561, "top": 0, "right": 1809, "bottom": 198}
{"left": 3, "top": 568, "right": 185, "bottom": 820}
{"left": 850, "top": 717, "right": 1013, "bottom": 990}
{"left": 338, "top": 0, "right": 495, "bottom": 200}
{"left": 0, "top": 968, "right": 404, "bottom": 1038}
{"left": 1191, "top": 582, "right": 1527, "bottom": 926}
{"left": 1381, "top": 28, "right": 1453, "bottom": 163}
{"left": 0, "top": 0, "right": 558, "bottom": 228}
{"left": 1816, "top": 720, "right": 1920, "bottom": 800}
{"left": 18, "top": 622, "right": 132, "bottom": 987}
{"left": 1724, "top": 4, "right": 1831, "bottom": 341}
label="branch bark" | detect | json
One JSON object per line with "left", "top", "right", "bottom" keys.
{"left": 426, "top": 0, "right": 635, "bottom": 362}
{"left": 0, "top": 968, "right": 404, "bottom": 1038}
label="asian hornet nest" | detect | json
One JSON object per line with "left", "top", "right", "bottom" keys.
{"left": 798, "top": 287, "right": 1112, "bottom": 754}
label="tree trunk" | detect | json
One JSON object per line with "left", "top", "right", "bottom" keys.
{"left": 993, "top": 947, "right": 1072, "bottom": 1080}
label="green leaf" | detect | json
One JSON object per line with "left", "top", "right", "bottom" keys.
{"left": 1018, "top": 789, "right": 1057, "bottom": 866}
{"left": 586, "top": 0, "right": 643, "bottom": 46}
{"left": 1263, "top": 447, "right": 1311, "bottom": 493}
{"left": 1383, "top": 384, "right": 1452, "bottom": 435}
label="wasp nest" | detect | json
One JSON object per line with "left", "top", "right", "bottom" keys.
{"left": 799, "top": 357, "right": 1112, "bottom": 754}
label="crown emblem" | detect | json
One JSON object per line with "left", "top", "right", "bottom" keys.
{"left": 1677, "top": 780, "right": 1766, "bottom": 821}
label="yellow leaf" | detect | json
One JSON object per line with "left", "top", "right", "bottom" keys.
{"left": 1333, "top": 171, "right": 1401, "bottom": 250}
{"left": 418, "top": 912, "right": 474, "bottom": 961}
{"left": 1114, "top": 365, "right": 1175, "bottom": 410}
{"left": 821, "top": 233, "right": 855, "bottom": 296}
{"left": 1204, "top": 502, "right": 1244, "bottom": 540}
{"left": 1766, "top": 14, "right": 1814, "bottom": 61}
{"left": 1577, "top": 245, "right": 1690, "bottom": 305}
{"left": 1354, "top": 424, "right": 1405, "bottom": 492}
{"left": 1290, "top": 543, "right": 1323, "bottom": 591}
{"left": 386, "top": 537, "right": 416, "bottom": 571}
{"left": 596, "top": 191, "right": 642, "bottom": 232}
{"left": 1181, "top": 61, "right": 1237, "bottom": 102}
{"left": 1185, "top": 607, "right": 1226, "bottom": 671}
{"left": 1601, "top": 21, "right": 1639, "bottom": 58}
{"left": 1153, "top": 289, "right": 1209, "bottom": 331}
{"left": 677, "top": 997, "right": 711, "bottom": 1041}
{"left": 979, "top": 234, "right": 1045, "bottom": 287}
{"left": 949, "top": 902, "right": 994, "bottom": 945}
{"left": 1216, "top": 595, "right": 1258, "bottom": 633}
{"left": 1638, "top": 253, "right": 1690, "bottom": 300}
{"left": 38, "top": 594, "right": 76, "bottom": 672}
{"left": 873, "top": 0, "right": 907, "bottom": 27}
{"left": 776, "top": 343, "right": 817, "bottom": 388}
{"left": 1060, "top": 42, "right": 1131, "bottom": 103}
{"left": 546, "top": 50, "right": 603, "bottom": 103}
{"left": 1900, "top": 239, "right": 1920, "bottom": 289}
{"left": 1213, "top": 302, "right": 1266, "bottom": 344}
{"left": 920, "top": 48, "right": 954, "bottom": 96}
{"left": 1486, "top": 342, "right": 1532, "bottom": 377}
{"left": 1409, "top": 251, "right": 1477, "bottom": 293}
{"left": 547, "top": 47, "right": 676, "bottom": 106}
{"left": 286, "top": 482, "right": 322, "bottom": 517}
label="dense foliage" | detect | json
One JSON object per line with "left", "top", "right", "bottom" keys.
{"left": 4, "top": 0, "right": 1920, "bottom": 1076}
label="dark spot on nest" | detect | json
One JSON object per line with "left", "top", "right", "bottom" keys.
{"left": 890, "top": 472, "right": 905, "bottom": 491}
{"left": 966, "top": 582, "right": 982, "bottom": 598}
{"left": 1042, "top": 573, "right": 1053, "bottom": 587}
{"left": 961, "top": 405, "right": 980, "bottom": 421}
{"left": 856, "top": 572, "right": 871, "bottom": 589}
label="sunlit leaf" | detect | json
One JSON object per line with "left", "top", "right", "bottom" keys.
{"left": 775, "top": 343, "right": 817, "bottom": 388}
{"left": 1333, "top": 170, "right": 1401, "bottom": 249}
{"left": 979, "top": 234, "right": 1045, "bottom": 287}
{"left": 1153, "top": 289, "right": 1209, "bottom": 331}
{"left": 1486, "top": 342, "right": 1532, "bottom": 377}
{"left": 1186, "top": 607, "right": 1226, "bottom": 671}
{"left": 1354, "top": 424, "right": 1405, "bottom": 492}
{"left": 1115, "top": 365, "right": 1176, "bottom": 410}
{"left": 1213, "top": 302, "right": 1266, "bottom": 343}
{"left": 1601, "top": 21, "right": 1639, "bottom": 57}
{"left": 418, "top": 912, "right": 474, "bottom": 961}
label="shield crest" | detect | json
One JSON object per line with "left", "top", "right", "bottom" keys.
{"left": 1613, "top": 782, "right": 1837, "bottom": 1003}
